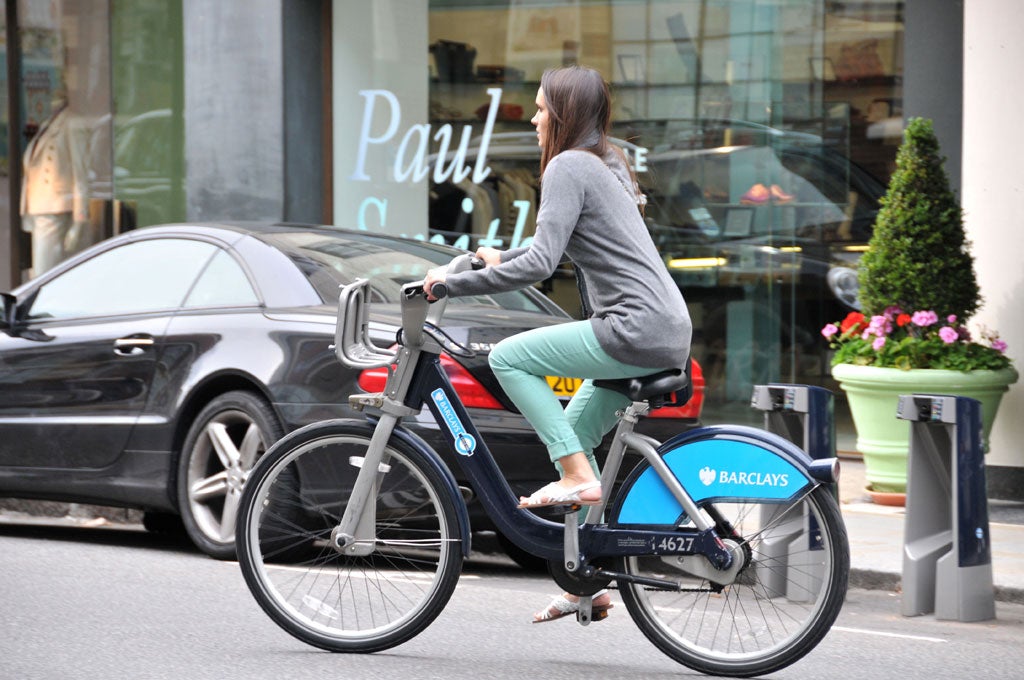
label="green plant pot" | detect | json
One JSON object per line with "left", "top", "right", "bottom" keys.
{"left": 831, "top": 363, "right": 1019, "bottom": 494}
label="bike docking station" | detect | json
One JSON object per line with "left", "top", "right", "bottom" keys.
{"left": 897, "top": 394, "right": 995, "bottom": 622}
{"left": 750, "top": 384, "right": 836, "bottom": 602}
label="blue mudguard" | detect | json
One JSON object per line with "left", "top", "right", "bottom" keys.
{"left": 614, "top": 425, "right": 817, "bottom": 526}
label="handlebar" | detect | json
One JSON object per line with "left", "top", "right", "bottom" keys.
{"left": 334, "top": 253, "right": 487, "bottom": 369}
{"left": 417, "top": 253, "right": 485, "bottom": 301}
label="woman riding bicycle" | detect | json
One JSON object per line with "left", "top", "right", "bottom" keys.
{"left": 425, "top": 65, "right": 692, "bottom": 622}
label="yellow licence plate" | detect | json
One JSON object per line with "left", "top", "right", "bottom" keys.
{"left": 546, "top": 376, "right": 583, "bottom": 397}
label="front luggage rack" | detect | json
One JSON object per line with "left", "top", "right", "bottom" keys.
{"left": 333, "top": 279, "right": 397, "bottom": 369}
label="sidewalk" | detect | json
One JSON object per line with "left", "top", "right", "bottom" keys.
{"left": 837, "top": 455, "right": 1024, "bottom": 603}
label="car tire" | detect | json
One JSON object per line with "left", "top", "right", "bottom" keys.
{"left": 176, "top": 391, "right": 284, "bottom": 560}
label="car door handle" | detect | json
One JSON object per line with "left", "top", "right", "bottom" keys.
{"left": 113, "top": 336, "right": 155, "bottom": 356}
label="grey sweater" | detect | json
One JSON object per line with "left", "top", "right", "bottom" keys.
{"left": 445, "top": 146, "right": 691, "bottom": 369}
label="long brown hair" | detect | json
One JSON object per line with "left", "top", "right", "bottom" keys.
{"left": 538, "top": 65, "right": 640, "bottom": 201}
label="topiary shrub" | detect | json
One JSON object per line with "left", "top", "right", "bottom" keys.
{"left": 858, "top": 117, "right": 980, "bottom": 321}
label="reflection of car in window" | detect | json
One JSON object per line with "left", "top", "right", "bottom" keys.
{"left": 634, "top": 123, "right": 885, "bottom": 310}
{"left": 428, "top": 120, "right": 885, "bottom": 313}
{"left": 619, "top": 119, "right": 888, "bottom": 396}
{"left": 427, "top": 119, "right": 888, "bottom": 397}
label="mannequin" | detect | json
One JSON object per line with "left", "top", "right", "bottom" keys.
{"left": 20, "top": 95, "right": 90, "bottom": 277}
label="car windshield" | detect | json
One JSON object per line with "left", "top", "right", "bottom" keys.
{"left": 264, "top": 229, "right": 552, "bottom": 314}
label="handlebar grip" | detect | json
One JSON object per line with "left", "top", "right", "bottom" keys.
{"left": 423, "top": 253, "right": 484, "bottom": 301}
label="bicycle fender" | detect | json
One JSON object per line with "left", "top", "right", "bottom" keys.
{"left": 367, "top": 417, "right": 474, "bottom": 558}
{"left": 615, "top": 425, "right": 818, "bottom": 526}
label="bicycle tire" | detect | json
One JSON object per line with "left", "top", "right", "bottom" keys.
{"left": 612, "top": 483, "right": 849, "bottom": 677}
{"left": 236, "top": 420, "right": 464, "bottom": 653}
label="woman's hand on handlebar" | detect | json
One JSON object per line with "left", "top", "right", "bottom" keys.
{"left": 474, "top": 247, "right": 502, "bottom": 267}
{"left": 423, "top": 266, "right": 447, "bottom": 301}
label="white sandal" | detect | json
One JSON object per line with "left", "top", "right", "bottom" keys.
{"left": 517, "top": 480, "right": 602, "bottom": 509}
{"left": 532, "top": 590, "right": 612, "bottom": 623}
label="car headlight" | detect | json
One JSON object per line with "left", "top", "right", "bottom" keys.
{"left": 827, "top": 266, "right": 861, "bottom": 310}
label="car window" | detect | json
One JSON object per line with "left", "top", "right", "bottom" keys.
{"left": 28, "top": 239, "right": 218, "bottom": 320}
{"left": 183, "top": 249, "right": 259, "bottom": 308}
{"left": 265, "top": 230, "right": 549, "bottom": 314}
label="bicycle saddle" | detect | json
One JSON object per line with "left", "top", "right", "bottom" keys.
{"left": 593, "top": 360, "right": 693, "bottom": 408}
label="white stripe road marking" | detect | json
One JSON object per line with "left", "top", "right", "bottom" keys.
{"left": 832, "top": 626, "right": 947, "bottom": 643}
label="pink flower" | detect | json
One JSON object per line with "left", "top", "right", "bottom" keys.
{"left": 867, "top": 315, "right": 892, "bottom": 337}
{"left": 993, "top": 339, "right": 1008, "bottom": 353}
{"left": 821, "top": 323, "right": 839, "bottom": 339}
{"left": 947, "top": 314, "right": 957, "bottom": 324}
{"left": 872, "top": 336, "right": 886, "bottom": 351}
{"left": 911, "top": 310, "right": 939, "bottom": 327}
{"left": 939, "top": 326, "right": 959, "bottom": 344}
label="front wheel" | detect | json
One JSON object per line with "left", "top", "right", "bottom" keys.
{"left": 614, "top": 485, "right": 849, "bottom": 677}
{"left": 236, "top": 420, "right": 464, "bottom": 653}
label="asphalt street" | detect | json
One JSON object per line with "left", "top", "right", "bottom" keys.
{"left": 2, "top": 518, "right": 1023, "bottom": 680}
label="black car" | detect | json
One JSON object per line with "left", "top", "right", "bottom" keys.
{"left": 0, "top": 222, "right": 700, "bottom": 562}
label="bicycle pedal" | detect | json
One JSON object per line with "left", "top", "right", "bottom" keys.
{"left": 575, "top": 608, "right": 609, "bottom": 625}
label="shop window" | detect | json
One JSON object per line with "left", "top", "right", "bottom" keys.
{"left": 334, "top": 0, "right": 904, "bottom": 421}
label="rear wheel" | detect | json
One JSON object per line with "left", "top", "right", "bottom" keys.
{"left": 613, "top": 485, "right": 848, "bottom": 677}
{"left": 236, "top": 420, "right": 464, "bottom": 653}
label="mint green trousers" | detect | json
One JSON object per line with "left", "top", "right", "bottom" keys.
{"left": 488, "top": 321, "right": 659, "bottom": 475}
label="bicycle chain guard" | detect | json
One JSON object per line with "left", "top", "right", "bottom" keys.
{"left": 547, "top": 556, "right": 614, "bottom": 596}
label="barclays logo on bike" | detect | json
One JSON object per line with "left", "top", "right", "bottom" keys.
{"left": 431, "top": 388, "right": 476, "bottom": 456}
{"left": 660, "top": 439, "right": 808, "bottom": 503}
{"left": 698, "top": 465, "right": 789, "bottom": 488}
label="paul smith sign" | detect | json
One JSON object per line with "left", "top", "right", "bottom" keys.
{"left": 349, "top": 86, "right": 645, "bottom": 251}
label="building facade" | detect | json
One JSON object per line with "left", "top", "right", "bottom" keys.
{"left": 1, "top": 0, "right": 1019, "bottom": 494}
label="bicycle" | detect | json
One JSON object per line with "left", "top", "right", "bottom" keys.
{"left": 236, "top": 253, "right": 850, "bottom": 678}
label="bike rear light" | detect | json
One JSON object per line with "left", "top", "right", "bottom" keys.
{"left": 649, "top": 359, "right": 706, "bottom": 419}
{"left": 357, "top": 351, "right": 503, "bottom": 410}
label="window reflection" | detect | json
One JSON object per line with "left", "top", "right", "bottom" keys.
{"left": 423, "top": 0, "right": 904, "bottom": 417}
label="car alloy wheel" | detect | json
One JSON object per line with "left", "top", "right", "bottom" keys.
{"left": 177, "top": 390, "right": 283, "bottom": 559}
